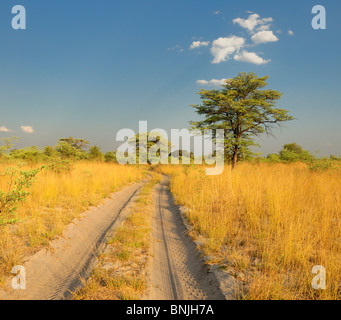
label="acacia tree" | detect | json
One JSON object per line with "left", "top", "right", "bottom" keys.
{"left": 58, "top": 137, "right": 90, "bottom": 151}
{"left": 128, "top": 132, "right": 171, "bottom": 164}
{"left": 191, "top": 72, "right": 294, "bottom": 169}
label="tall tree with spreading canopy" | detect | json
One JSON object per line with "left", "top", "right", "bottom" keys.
{"left": 58, "top": 137, "right": 90, "bottom": 151}
{"left": 190, "top": 72, "right": 294, "bottom": 168}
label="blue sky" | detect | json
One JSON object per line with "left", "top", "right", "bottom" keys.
{"left": 0, "top": 0, "right": 340, "bottom": 156}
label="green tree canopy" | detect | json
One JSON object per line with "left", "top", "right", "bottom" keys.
{"left": 88, "top": 145, "right": 104, "bottom": 160}
{"left": 104, "top": 151, "right": 117, "bottom": 163}
{"left": 55, "top": 141, "right": 77, "bottom": 159}
{"left": 130, "top": 132, "right": 171, "bottom": 164}
{"left": 58, "top": 137, "right": 90, "bottom": 151}
{"left": 190, "top": 72, "right": 294, "bottom": 168}
{"left": 279, "top": 143, "right": 313, "bottom": 162}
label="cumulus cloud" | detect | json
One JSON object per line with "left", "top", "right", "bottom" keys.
{"left": 189, "top": 41, "right": 210, "bottom": 50}
{"left": 257, "top": 24, "right": 271, "bottom": 32}
{"left": 210, "top": 36, "right": 245, "bottom": 64}
{"left": 288, "top": 30, "right": 294, "bottom": 36}
{"left": 234, "top": 51, "right": 270, "bottom": 65}
{"left": 196, "top": 79, "right": 228, "bottom": 86}
{"left": 251, "top": 30, "right": 279, "bottom": 44}
{"left": 0, "top": 126, "right": 11, "bottom": 132}
{"left": 188, "top": 12, "right": 278, "bottom": 66}
{"left": 233, "top": 13, "right": 273, "bottom": 33}
{"left": 21, "top": 126, "right": 34, "bottom": 134}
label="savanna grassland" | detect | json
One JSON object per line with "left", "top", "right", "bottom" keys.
{"left": 157, "top": 162, "right": 341, "bottom": 300}
{"left": 0, "top": 160, "right": 145, "bottom": 286}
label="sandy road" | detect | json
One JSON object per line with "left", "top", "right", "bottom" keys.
{"left": 146, "top": 176, "right": 224, "bottom": 300}
{"left": 1, "top": 175, "right": 225, "bottom": 301}
{"left": 0, "top": 180, "right": 145, "bottom": 300}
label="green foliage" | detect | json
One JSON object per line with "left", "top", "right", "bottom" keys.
{"left": 88, "top": 145, "right": 104, "bottom": 161}
{"left": 58, "top": 137, "right": 90, "bottom": 151}
{"left": 55, "top": 138, "right": 92, "bottom": 160}
{"left": 329, "top": 155, "right": 341, "bottom": 161}
{"left": 191, "top": 72, "right": 293, "bottom": 168}
{"left": 0, "top": 137, "right": 20, "bottom": 155}
{"left": 104, "top": 151, "right": 117, "bottom": 163}
{"left": 130, "top": 132, "right": 171, "bottom": 164}
{"left": 266, "top": 153, "right": 281, "bottom": 163}
{"left": 279, "top": 143, "right": 313, "bottom": 162}
{"left": 55, "top": 141, "right": 77, "bottom": 159}
{"left": 46, "top": 158, "right": 74, "bottom": 174}
{"left": 10, "top": 146, "right": 43, "bottom": 164}
{"left": 308, "top": 160, "right": 337, "bottom": 172}
{"left": 0, "top": 164, "right": 42, "bottom": 225}
{"left": 282, "top": 143, "right": 303, "bottom": 154}
{"left": 43, "top": 146, "right": 59, "bottom": 158}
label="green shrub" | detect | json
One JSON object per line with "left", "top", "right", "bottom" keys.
{"left": 46, "top": 159, "right": 74, "bottom": 174}
{"left": 0, "top": 164, "right": 42, "bottom": 225}
{"left": 308, "top": 161, "right": 337, "bottom": 172}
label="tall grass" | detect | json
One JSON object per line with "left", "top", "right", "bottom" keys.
{"left": 159, "top": 163, "right": 341, "bottom": 299}
{"left": 0, "top": 161, "right": 144, "bottom": 285}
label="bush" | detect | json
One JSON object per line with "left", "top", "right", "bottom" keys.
{"left": 46, "top": 159, "right": 74, "bottom": 174}
{"left": 0, "top": 164, "right": 42, "bottom": 225}
{"left": 308, "top": 160, "right": 337, "bottom": 172}
{"left": 10, "top": 146, "right": 44, "bottom": 163}
{"left": 105, "top": 152, "right": 117, "bottom": 163}
{"left": 266, "top": 153, "right": 281, "bottom": 163}
{"left": 279, "top": 143, "right": 313, "bottom": 162}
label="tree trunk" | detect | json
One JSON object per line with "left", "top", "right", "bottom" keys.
{"left": 231, "top": 147, "right": 238, "bottom": 170}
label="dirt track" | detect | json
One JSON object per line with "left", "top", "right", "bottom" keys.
{"left": 146, "top": 176, "right": 224, "bottom": 300}
{"left": 0, "top": 181, "right": 144, "bottom": 300}
{"left": 1, "top": 175, "right": 225, "bottom": 300}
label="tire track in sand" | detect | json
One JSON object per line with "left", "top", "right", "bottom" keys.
{"left": 0, "top": 180, "right": 146, "bottom": 300}
{"left": 147, "top": 176, "right": 225, "bottom": 300}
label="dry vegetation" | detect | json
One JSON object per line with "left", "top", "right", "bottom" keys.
{"left": 73, "top": 173, "right": 161, "bottom": 300}
{"left": 0, "top": 161, "right": 145, "bottom": 286}
{"left": 157, "top": 163, "right": 341, "bottom": 300}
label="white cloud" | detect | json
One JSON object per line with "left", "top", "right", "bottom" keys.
{"left": 251, "top": 30, "right": 279, "bottom": 44}
{"left": 288, "top": 30, "right": 294, "bottom": 36}
{"left": 257, "top": 24, "right": 271, "bottom": 32}
{"left": 210, "top": 36, "right": 245, "bottom": 64}
{"left": 21, "top": 126, "right": 34, "bottom": 134}
{"left": 213, "top": 11, "right": 221, "bottom": 15}
{"left": 233, "top": 13, "right": 273, "bottom": 33}
{"left": 189, "top": 41, "right": 210, "bottom": 50}
{"left": 196, "top": 79, "right": 228, "bottom": 86}
{"left": 234, "top": 50, "right": 270, "bottom": 65}
{"left": 196, "top": 80, "right": 209, "bottom": 85}
{"left": 168, "top": 44, "right": 184, "bottom": 52}
{"left": 0, "top": 126, "right": 11, "bottom": 132}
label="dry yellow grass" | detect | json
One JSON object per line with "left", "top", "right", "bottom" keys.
{"left": 0, "top": 161, "right": 145, "bottom": 285}
{"left": 158, "top": 163, "right": 341, "bottom": 300}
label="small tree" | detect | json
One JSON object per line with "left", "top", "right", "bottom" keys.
{"left": 130, "top": 132, "right": 171, "bottom": 164}
{"left": 0, "top": 165, "right": 42, "bottom": 225}
{"left": 88, "top": 145, "right": 104, "bottom": 161}
{"left": 0, "top": 137, "right": 19, "bottom": 156}
{"left": 191, "top": 72, "right": 294, "bottom": 169}
{"left": 104, "top": 151, "right": 117, "bottom": 163}
{"left": 279, "top": 143, "right": 313, "bottom": 162}
{"left": 55, "top": 141, "right": 77, "bottom": 159}
{"left": 43, "top": 146, "right": 59, "bottom": 158}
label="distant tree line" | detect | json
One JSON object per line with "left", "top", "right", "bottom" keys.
{"left": 0, "top": 137, "right": 117, "bottom": 164}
